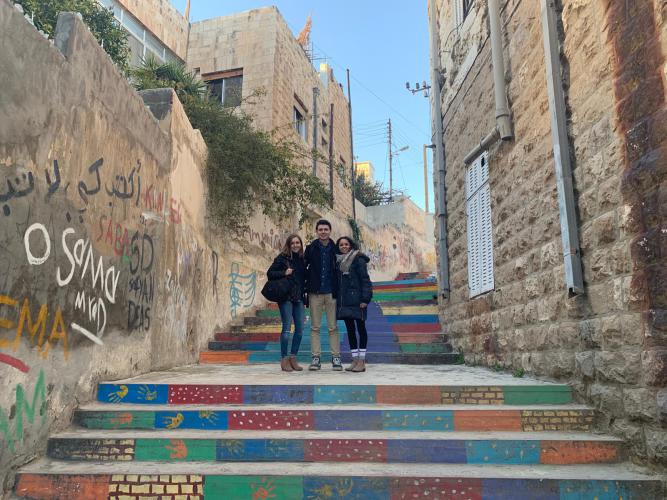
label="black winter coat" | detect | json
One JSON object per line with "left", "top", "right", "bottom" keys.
{"left": 267, "top": 253, "right": 306, "bottom": 302}
{"left": 304, "top": 239, "right": 339, "bottom": 298}
{"left": 336, "top": 253, "right": 373, "bottom": 320}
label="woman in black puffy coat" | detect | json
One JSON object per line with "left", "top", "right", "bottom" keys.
{"left": 335, "top": 236, "right": 373, "bottom": 372}
{"left": 267, "top": 234, "right": 306, "bottom": 372}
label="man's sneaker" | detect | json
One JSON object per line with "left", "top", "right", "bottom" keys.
{"left": 332, "top": 356, "right": 343, "bottom": 371}
{"left": 309, "top": 356, "right": 321, "bottom": 371}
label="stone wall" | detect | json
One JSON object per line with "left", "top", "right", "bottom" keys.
{"left": 116, "top": 0, "right": 189, "bottom": 60}
{"left": 0, "top": 5, "right": 273, "bottom": 490}
{"left": 431, "top": 0, "right": 667, "bottom": 465}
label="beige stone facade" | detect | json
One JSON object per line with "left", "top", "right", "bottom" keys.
{"left": 430, "top": 0, "right": 667, "bottom": 464}
{"left": 187, "top": 7, "right": 353, "bottom": 217}
{"left": 115, "top": 0, "right": 189, "bottom": 60}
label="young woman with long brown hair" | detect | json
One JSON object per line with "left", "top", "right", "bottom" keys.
{"left": 267, "top": 234, "right": 307, "bottom": 372}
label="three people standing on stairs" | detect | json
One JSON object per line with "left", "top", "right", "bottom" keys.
{"left": 267, "top": 219, "right": 374, "bottom": 373}
{"left": 267, "top": 234, "right": 306, "bottom": 372}
{"left": 335, "top": 236, "right": 373, "bottom": 373}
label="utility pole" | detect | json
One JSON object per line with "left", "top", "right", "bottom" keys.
{"left": 347, "top": 69, "right": 356, "bottom": 220}
{"left": 423, "top": 144, "right": 429, "bottom": 213}
{"left": 312, "top": 87, "right": 319, "bottom": 176}
{"left": 328, "top": 103, "right": 335, "bottom": 207}
{"left": 388, "top": 118, "right": 393, "bottom": 202}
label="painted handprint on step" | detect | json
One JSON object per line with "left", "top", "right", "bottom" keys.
{"left": 163, "top": 413, "right": 185, "bottom": 429}
{"left": 107, "top": 385, "right": 129, "bottom": 403}
{"left": 165, "top": 439, "right": 188, "bottom": 459}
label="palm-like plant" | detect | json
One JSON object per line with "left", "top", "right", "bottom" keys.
{"left": 131, "top": 54, "right": 207, "bottom": 100}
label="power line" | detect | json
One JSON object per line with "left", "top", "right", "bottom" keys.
{"left": 279, "top": 16, "right": 430, "bottom": 141}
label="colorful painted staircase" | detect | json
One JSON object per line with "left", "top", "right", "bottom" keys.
{"left": 14, "top": 364, "right": 663, "bottom": 498}
{"left": 200, "top": 277, "right": 460, "bottom": 365}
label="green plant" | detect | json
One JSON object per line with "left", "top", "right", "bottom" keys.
{"left": 131, "top": 58, "right": 330, "bottom": 232}
{"left": 512, "top": 367, "right": 525, "bottom": 378}
{"left": 353, "top": 173, "right": 395, "bottom": 207}
{"left": 492, "top": 362, "right": 504, "bottom": 372}
{"left": 348, "top": 217, "right": 362, "bottom": 244}
{"left": 16, "top": 0, "right": 129, "bottom": 73}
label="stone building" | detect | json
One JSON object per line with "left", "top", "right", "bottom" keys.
{"left": 187, "top": 7, "right": 354, "bottom": 217}
{"left": 97, "top": 0, "right": 189, "bottom": 64}
{"left": 429, "top": 0, "right": 667, "bottom": 464}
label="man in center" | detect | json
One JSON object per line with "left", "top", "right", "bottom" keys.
{"left": 304, "top": 219, "right": 342, "bottom": 371}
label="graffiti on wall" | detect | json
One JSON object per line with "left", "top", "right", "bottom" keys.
{"left": 0, "top": 369, "right": 46, "bottom": 452}
{"left": 127, "top": 231, "right": 155, "bottom": 332}
{"left": 24, "top": 222, "right": 121, "bottom": 347}
{"left": 228, "top": 262, "right": 257, "bottom": 319}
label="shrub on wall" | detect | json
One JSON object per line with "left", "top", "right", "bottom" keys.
{"left": 354, "top": 173, "right": 395, "bottom": 207}
{"left": 132, "top": 56, "right": 330, "bottom": 232}
{"left": 14, "top": 0, "right": 130, "bottom": 73}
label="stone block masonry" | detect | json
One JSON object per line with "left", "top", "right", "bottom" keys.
{"left": 108, "top": 474, "right": 203, "bottom": 499}
{"left": 431, "top": 0, "right": 667, "bottom": 467}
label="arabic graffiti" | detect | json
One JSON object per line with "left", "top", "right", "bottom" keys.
{"left": 228, "top": 262, "right": 257, "bottom": 319}
{"left": 1, "top": 171, "right": 35, "bottom": 216}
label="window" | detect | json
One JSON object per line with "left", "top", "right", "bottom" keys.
{"left": 466, "top": 151, "right": 494, "bottom": 297}
{"left": 294, "top": 107, "right": 307, "bottom": 140}
{"left": 463, "top": 0, "right": 475, "bottom": 19}
{"left": 456, "top": 0, "right": 475, "bottom": 26}
{"left": 207, "top": 73, "right": 243, "bottom": 107}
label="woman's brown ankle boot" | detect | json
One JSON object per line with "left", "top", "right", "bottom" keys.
{"left": 281, "top": 357, "right": 293, "bottom": 372}
{"left": 289, "top": 355, "right": 303, "bottom": 371}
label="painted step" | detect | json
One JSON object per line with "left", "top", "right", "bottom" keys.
{"left": 374, "top": 278, "right": 435, "bottom": 286}
{"left": 199, "top": 351, "right": 461, "bottom": 365}
{"left": 206, "top": 342, "right": 452, "bottom": 354}
{"left": 243, "top": 316, "right": 284, "bottom": 326}
{"left": 379, "top": 305, "right": 439, "bottom": 315}
{"left": 45, "top": 430, "right": 624, "bottom": 465}
{"left": 75, "top": 403, "right": 597, "bottom": 432}
{"left": 214, "top": 331, "right": 449, "bottom": 344}
{"left": 374, "top": 292, "right": 438, "bottom": 302}
{"left": 376, "top": 298, "right": 438, "bottom": 307}
{"left": 14, "top": 460, "right": 664, "bottom": 499}
{"left": 230, "top": 324, "right": 443, "bottom": 334}
{"left": 374, "top": 282, "right": 438, "bottom": 290}
{"left": 96, "top": 364, "right": 572, "bottom": 406}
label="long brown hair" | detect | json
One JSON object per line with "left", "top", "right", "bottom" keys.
{"left": 280, "top": 234, "right": 304, "bottom": 258}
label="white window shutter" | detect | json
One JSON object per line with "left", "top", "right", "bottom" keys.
{"left": 479, "top": 182, "right": 494, "bottom": 293}
{"left": 467, "top": 193, "right": 481, "bottom": 297}
{"left": 466, "top": 152, "right": 493, "bottom": 298}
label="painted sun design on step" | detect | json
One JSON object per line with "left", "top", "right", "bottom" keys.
{"left": 137, "top": 385, "right": 158, "bottom": 401}
{"left": 198, "top": 410, "right": 219, "bottom": 424}
{"left": 307, "top": 478, "right": 354, "bottom": 499}
{"left": 218, "top": 439, "right": 244, "bottom": 457}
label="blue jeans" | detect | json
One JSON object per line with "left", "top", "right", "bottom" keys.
{"left": 278, "top": 300, "right": 304, "bottom": 358}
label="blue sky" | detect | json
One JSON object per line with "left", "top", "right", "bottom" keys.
{"left": 171, "top": 1, "right": 433, "bottom": 211}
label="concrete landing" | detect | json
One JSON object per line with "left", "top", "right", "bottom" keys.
{"left": 101, "top": 363, "right": 564, "bottom": 387}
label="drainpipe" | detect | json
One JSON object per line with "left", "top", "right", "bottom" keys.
{"left": 463, "top": 0, "right": 514, "bottom": 165}
{"left": 540, "top": 0, "right": 584, "bottom": 295}
{"left": 429, "top": 0, "right": 450, "bottom": 299}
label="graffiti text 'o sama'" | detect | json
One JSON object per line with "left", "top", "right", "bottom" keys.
{"left": 23, "top": 223, "right": 51, "bottom": 266}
